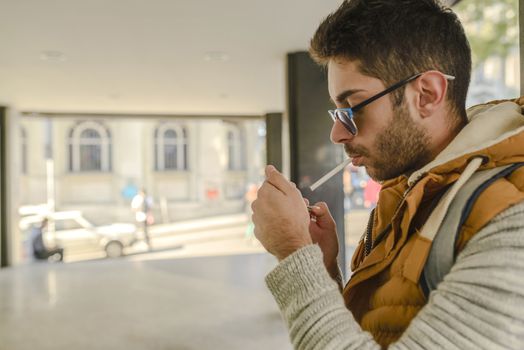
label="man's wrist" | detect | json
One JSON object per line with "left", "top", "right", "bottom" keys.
{"left": 275, "top": 238, "right": 313, "bottom": 261}
{"left": 326, "top": 260, "right": 338, "bottom": 276}
{"left": 326, "top": 259, "right": 343, "bottom": 288}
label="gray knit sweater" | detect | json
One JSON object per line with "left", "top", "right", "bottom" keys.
{"left": 265, "top": 201, "right": 524, "bottom": 349}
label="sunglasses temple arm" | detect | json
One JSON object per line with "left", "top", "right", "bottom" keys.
{"left": 351, "top": 73, "right": 423, "bottom": 113}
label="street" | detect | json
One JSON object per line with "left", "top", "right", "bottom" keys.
{"left": 62, "top": 209, "right": 372, "bottom": 264}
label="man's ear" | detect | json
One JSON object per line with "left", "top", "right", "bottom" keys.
{"left": 413, "top": 71, "right": 449, "bottom": 118}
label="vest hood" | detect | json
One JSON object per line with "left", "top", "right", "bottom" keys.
{"left": 408, "top": 98, "right": 524, "bottom": 187}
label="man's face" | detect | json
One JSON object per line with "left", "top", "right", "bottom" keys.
{"left": 327, "top": 58, "right": 431, "bottom": 181}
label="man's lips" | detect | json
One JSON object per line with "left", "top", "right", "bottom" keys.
{"left": 349, "top": 154, "right": 364, "bottom": 166}
{"left": 345, "top": 146, "right": 366, "bottom": 166}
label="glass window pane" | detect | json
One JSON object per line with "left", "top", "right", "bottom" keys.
{"left": 164, "top": 129, "right": 177, "bottom": 140}
{"left": 80, "top": 128, "right": 101, "bottom": 139}
{"left": 55, "top": 219, "right": 83, "bottom": 231}
{"left": 20, "top": 127, "right": 27, "bottom": 174}
{"left": 80, "top": 144, "right": 102, "bottom": 171}
{"left": 164, "top": 144, "right": 177, "bottom": 169}
{"left": 183, "top": 144, "right": 188, "bottom": 170}
{"left": 17, "top": 116, "right": 266, "bottom": 264}
{"left": 68, "top": 123, "right": 111, "bottom": 172}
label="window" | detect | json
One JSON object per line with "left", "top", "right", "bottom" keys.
{"left": 54, "top": 218, "right": 84, "bottom": 231}
{"left": 225, "top": 123, "right": 246, "bottom": 171}
{"left": 20, "top": 127, "right": 27, "bottom": 174}
{"left": 68, "top": 121, "right": 112, "bottom": 172}
{"left": 154, "top": 123, "right": 188, "bottom": 171}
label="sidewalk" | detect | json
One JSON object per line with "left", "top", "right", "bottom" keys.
{"left": 65, "top": 213, "right": 254, "bottom": 263}
{"left": 148, "top": 213, "right": 249, "bottom": 237}
{"left": 122, "top": 213, "right": 263, "bottom": 262}
{"left": 65, "top": 211, "right": 369, "bottom": 264}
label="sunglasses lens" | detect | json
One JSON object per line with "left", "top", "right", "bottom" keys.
{"left": 336, "top": 110, "right": 357, "bottom": 135}
{"left": 328, "top": 111, "right": 337, "bottom": 122}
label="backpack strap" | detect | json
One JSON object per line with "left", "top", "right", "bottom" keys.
{"left": 421, "top": 162, "right": 524, "bottom": 297}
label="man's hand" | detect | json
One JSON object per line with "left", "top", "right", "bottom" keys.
{"left": 252, "top": 165, "right": 312, "bottom": 261}
{"left": 308, "top": 202, "right": 339, "bottom": 274}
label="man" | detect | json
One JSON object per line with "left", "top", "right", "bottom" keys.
{"left": 251, "top": 0, "right": 524, "bottom": 348}
{"left": 31, "top": 218, "right": 64, "bottom": 262}
{"left": 131, "top": 188, "right": 153, "bottom": 249}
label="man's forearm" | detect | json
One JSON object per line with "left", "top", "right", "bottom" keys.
{"left": 265, "top": 202, "right": 524, "bottom": 349}
{"left": 265, "top": 244, "right": 379, "bottom": 350}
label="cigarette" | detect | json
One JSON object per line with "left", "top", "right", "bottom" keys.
{"left": 309, "top": 158, "right": 352, "bottom": 191}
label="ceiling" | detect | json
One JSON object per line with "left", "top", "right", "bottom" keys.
{"left": 0, "top": 0, "right": 345, "bottom": 116}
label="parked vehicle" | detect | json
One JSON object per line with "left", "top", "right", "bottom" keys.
{"left": 20, "top": 211, "right": 138, "bottom": 258}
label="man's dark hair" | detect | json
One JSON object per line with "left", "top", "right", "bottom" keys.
{"left": 310, "top": 0, "right": 471, "bottom": 124}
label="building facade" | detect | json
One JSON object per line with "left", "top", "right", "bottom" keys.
{"left": 19, "top": 116, "right": 266, "bottom": 226}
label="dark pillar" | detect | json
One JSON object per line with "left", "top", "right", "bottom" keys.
{"left": 0, "top": 107, "right": 7, "bottom": 267}
{"left": 265, "top": 113, "right": 283, "bottom": 171}
{"left": 521, "top": 0, "right": 523, "bottom": 94}
{"left": 287, "top": 52, "right": 347, "bottom": 278}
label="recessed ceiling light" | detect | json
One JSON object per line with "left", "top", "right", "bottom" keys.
{"left": 204, "top": 51, "right": 230, "bottom": 62}
{"left": 40, "top": 50, "right": 67, "bottom": 62}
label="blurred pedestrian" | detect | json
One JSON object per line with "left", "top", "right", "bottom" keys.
{"left": 131, "top": 189, "right": 154, "bottom": 249}
{"left": 30, "top": 218, "right": 64, "bottom": 262}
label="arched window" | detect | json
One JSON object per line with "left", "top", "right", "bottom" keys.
{"left": 68, "top": 121, "right": 112, "bottom": 172}
{"left": 226, "top": 124, "right": 245, "bottom": 171}
{"left": 154, "top": 123, "right": 188, "bottom": 171}
{"left": 20, "top": 127, "right": 27, "bottom": 174}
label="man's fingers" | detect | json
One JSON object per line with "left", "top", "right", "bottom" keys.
{"left": 308, "top": 202, "right": 332, "bottom": 220}
{"left": 257, "top": 180, "right": 285, "bottom": 202}
{"left": 265, "top": 165, "right": 296, "bottom": 195}
{"left": 307, "top": 202, "right": 323, "bottom": 215}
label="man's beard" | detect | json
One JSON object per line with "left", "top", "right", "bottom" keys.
{"left": 345, "top": 101, "right": 432, "bottom": 181}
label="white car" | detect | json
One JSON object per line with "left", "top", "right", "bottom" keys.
{"left": 20, "top": 211, "right": 138, "bottom": 258}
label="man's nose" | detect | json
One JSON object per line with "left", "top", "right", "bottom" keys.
{"left": 330, "top": 119, "right": 355, "bottom": 144}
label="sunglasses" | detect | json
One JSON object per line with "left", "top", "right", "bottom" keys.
{"left": 328, "top": 72, "right": 455, "bottom": 135}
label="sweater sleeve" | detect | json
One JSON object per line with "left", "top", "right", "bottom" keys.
{"left": 265, "top": 201, "right": 524, "bottom": 350}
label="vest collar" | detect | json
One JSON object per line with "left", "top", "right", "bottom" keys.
{"left": 408, "top": 100, "right": 524, "bottom": 187}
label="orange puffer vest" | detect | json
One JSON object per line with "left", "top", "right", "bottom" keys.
{"left": 343, "top": 97, "right": 524, "bottom": 348}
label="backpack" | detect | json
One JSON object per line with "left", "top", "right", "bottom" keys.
{"left": 421, "top": 162, "right": 524, "bottom": 297}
